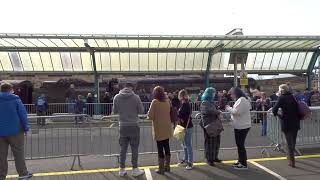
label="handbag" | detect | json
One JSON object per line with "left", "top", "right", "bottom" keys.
{"left": 173, "top": 116, "right": 191, "bottom": 140}
{"left": 293, "top": 95, "right": 311, "bottom": 120}
{"left": 203, "top": 114, "right": 224, "bottom": 137}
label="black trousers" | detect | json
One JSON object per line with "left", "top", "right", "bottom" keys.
{"left": 234, "top": 128, "right": 250, "bottom": 166}
{"left": 204, "top": 132, "right": 220, "bottom": 163}
{"left": 156, "top": 139, "right": 171, "bottom": 159}
{"left": 284, "top": 130, "right": 298, "bottom": 160}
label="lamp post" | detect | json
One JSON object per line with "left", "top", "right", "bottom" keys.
{"left": 84, "top": 40, "right": 100, "bottom": 117}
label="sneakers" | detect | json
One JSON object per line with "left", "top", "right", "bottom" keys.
{"left": 18, "top": 172, "right": 33, "bottom": 179}
{"left": 177, "top": 160, "right": 187, "bottom": 167}
{"left": 233, "top": 163, "right": 248, "bottom": 170}
{"left": 119, "top": 168, "right": 127, "bottom": 177}
{"left": 132, "top": 168, "right": 145, "bottom": 177}
{"left": 185, "top": 163, "right": 193, "bottom": 170}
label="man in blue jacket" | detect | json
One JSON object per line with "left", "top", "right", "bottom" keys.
{"left": 0, "top": 83, "right": 32, "bottom": 180}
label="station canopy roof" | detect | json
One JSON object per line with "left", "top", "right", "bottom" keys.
{"left": 0, "top": 33, "right": 320, "bottom": 75}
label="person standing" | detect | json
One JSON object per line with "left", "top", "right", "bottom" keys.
{"left": 310, "top": 89, "right": 320, "bottom": 106}
{"left": 256, "top": 92, "right": 271, "bottom": 136}
{"left": 226, "top": 87, "right": 252, "bottom": 170}
{"left": 0, "top": 83, "right": 33, "bottom": 180}
{"left": 35, "top": 94, "right": 49, "bottom": 126}
{"left": 65, "top": 84, "right": 77, "bottom": 113}
{"left": 177, "top": 90, "right": 193, "bottom": 170}
{"left": 75, "top": 95, "right": 85, "bottom": 124}
{"left": 200, "top": 87, "right": 222, "bottom": 166}
{"left": 86, "top": 93, "right": 94, "bottom": 117}
{"left": 102, "top": 92, "right": 112, "bottom": 115}
{"left": 112, "top": 83, "right": 145, "bottom": 177}
{"left": 148, "top": 86, "right": 172, "bottom": 174}
{"left": 272, "top": 84, "right": 301, "bottom": 168}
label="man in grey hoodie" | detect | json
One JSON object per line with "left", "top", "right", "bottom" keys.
{"left": 112, "top": 82, "right": 145, "bottom": 177}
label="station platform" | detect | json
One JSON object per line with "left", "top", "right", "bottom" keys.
{"left": 6, "top": 154, "right": 320, "bottom": 180}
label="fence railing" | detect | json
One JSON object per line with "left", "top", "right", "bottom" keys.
{"left": 24, "top": 101, "right": 277, "bottom": 115}
{"left": 10, "top": 108, "right": 320, "bottom": 170}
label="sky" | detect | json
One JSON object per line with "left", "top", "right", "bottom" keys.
{"left": 1, "top": 0, "right": 319, "bottom": 35}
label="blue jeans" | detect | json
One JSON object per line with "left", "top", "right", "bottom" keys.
{"left": 183, "top": 128, "right": 193, "bottom": 163}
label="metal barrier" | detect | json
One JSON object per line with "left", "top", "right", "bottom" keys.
{"left": 8, "top": 111, "right": 290, "bottom": 170}
{"left": 267, "top": 107, "right": 320, "bottom": 154}
{"left": 24, "top": 101, "right": 277, "bottom": 115}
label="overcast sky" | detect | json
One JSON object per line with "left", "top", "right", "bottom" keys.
{"left": 1, "top": 0, "right": 319, "bottom": 35}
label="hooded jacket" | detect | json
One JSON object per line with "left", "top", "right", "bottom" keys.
{"left": 112, "top": 88, "right": 144, "bottom": 127}
{"left": 0, "top": 92, "right": 29, "bottom": 136}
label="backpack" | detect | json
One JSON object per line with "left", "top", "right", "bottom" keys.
{"left": 294, "top": 95, "right": 311, "bottom": 120}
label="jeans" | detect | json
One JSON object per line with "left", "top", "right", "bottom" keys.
{"left": 284, "top": 130, "right": 298, "bottom": 161}
{"left": 0, "top": 132, "right": 28, "bottom": 180}
{"left": 67, "top": 100, "right": 75, "bottom": 113}
{"left": 119, "top": 133, "right": 140, "bottom": 169}
{"left": 234, "top": 128, "right": 250, "bottom": 166}
{"left": 156, "top": 139, "right": 171, "bottom": 159}
{"left": 183, "top": 128, "right": 193, "bottom": 163}
{"left": 36, "top": 111, "right": 46, "bottom": 126}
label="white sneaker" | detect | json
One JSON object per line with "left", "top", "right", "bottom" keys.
{"left": 132, "top": 168, "right": 145, "bottom": 177}
{"left": 119, "top": 168, "right": 127, "bottom": 177}
{"left": 186, "top": 163, "right": 193, "bottom": 170}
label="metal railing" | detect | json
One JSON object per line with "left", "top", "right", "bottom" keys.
{"left": 24, "top": 101, "right": 277, "bottom": 115}
{"left": 7, "top": 110, "right": 299, "bottom": 170}
{"left": 267, "top": 107, "right": 320, "bottom": 154}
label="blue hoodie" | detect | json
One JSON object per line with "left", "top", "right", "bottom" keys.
{"left": 0, "top": 92, "right": 29, "bottom": 136}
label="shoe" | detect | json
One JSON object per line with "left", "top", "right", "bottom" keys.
{"left": 119, "top": 168, "right": 127, "bottom": 177}
{"left": 18, "top": 172, "right": 33, "bottom": 179}
{"left": 213, "top": 159, "right": 222, "bottom": 163}
{"left": 156, "top": 158, "right": 165, "bottom": 174}
{"left": 233, "top": 163, "right": 248, "bottom": 170}
{"left": 207, "top": 161, "right": 215, "bottom": 166}
{"left": 186, "top": 162, "right": 193, "bottom": 170}
{"left": 232, "top": 162, "right": 240, "bottom": 167}
{"left": 132, "top": 168, "right": 145, "bottom": 177}
{"left": 164, "top": 155, "right": 171, "bottom": 172}
{"left": 288, "top": 158, "right": 296, "bottom": 168}
{"left": 177, "top": 160, "right": 187, "bottom": 167}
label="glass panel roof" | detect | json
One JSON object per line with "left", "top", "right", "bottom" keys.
{"left": 0, "top": 34, "right": 319, "bottom": 74}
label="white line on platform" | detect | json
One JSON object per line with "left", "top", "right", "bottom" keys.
{"left": 144, "top": 168, "right": 153, "bottom": 180}
{"left": 249, "top": 161, "right": 287, "bottom": 180}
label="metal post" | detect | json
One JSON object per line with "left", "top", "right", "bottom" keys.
{"left": 241, "top": 57, "right": 245, "bottom": 91}
{"left": 234, "top": 57, "right": 238, "bottom": 87}
{"left": 205, "top": 50, "right": 213, "bottom": 88}
{"left": 307, "top": 73, "right": 312, "bottom": 91}
{"left": 90, "top": 51, "right": 101, "bottom": 116}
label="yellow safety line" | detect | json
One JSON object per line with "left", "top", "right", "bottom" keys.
{"left": 6, "top": 154, "right": 320, "bottom": 178}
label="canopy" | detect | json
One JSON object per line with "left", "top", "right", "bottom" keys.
{"left": 0, "top": 34, "right": 320, "bottom": 75}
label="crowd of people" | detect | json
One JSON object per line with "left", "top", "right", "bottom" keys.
{"left": 0, "top": 81, "right": 307, "bottom": 179}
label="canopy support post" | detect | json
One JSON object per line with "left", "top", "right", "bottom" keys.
{"left": 204, "top": 44, "right": 224, "bottom": 88}
{"left": 205, "top": 50, "right": 213, "bottom": 88}
{"left": 307, "top": 51, "right": 320, "bottom": 90}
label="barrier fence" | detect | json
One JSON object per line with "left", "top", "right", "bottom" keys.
{"left": 267, "top": 107, "right": 320, "bottom": 154}
{"left": 24, "top": 101, "right": 277, "bottom": 116}
{"left": 9, "top": 108, "right": 320, "bottom": 170}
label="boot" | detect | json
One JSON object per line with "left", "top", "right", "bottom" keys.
{"left": 156, "top": 158, "right": 165, "bottom": 174}
{"left": 288, "top": 157, "right": 296, "bottom": 168}
{"left": 164, "top": 155, "right": 171, "bottom": 172}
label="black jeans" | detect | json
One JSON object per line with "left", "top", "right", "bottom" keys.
{"left": 156, "top": 139, "right": 171, "bottom": 159}
{"left": 284, "top": 130, "right": 298, "bottom": 160}
{"left": 234, "top": 128, "right": 250, "bottom": 166}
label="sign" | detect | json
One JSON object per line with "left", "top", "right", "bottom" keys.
{"left": 240, "top": 72, "right": 248, "bottom": 86}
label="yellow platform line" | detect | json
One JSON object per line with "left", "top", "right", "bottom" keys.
{"left": 6, "top": 154, "right": 320, "bottom": 178}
